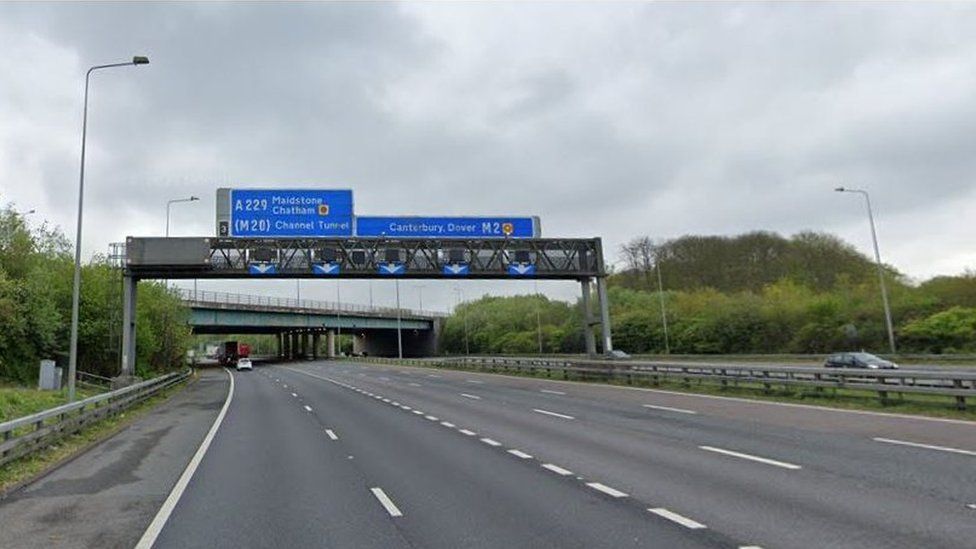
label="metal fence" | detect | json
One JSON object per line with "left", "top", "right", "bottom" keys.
{"left": 177, "top": 288, "right": 447, "bottom": 319}
{"left": 352, "top": 356, "right": 976, "bottom": 410}
{"left": 0, "top": 370, "right": 191, "bottom": 468}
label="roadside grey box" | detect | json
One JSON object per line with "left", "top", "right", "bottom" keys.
{"left": 38, "top": 360, "right": 61, "bottom": 391}
{"left": 126, "top": 237, "right": 212, "bottom": 266}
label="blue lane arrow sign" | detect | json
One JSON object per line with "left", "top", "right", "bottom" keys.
{"left": 249, "top": 263, "right": 277, "bottom": 275}
{"left": 507, "top": 263, "right": 536, "bottom": 276}
{"left": 442, "top": 263, "right": 469, "bottom": 276}
{"left": 312, "top": 262, "right": 340, "bottom": 276}
{"left": 378, "top": 263, "right": 405, "bottom": 276}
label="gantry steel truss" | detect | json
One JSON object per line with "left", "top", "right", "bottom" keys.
{"left": 124, "top": 237, "right": 606, "bottom": 280}
{"left": 118, "top": 236, "right": 614, "bottom": 376}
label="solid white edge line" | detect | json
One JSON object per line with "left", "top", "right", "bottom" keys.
{"left": 533, "top": 408, "right": 575, "bottom": 420}
{"left": 739, "top": 546, "right": 765, "bottom": 549}
{"left": 642, "top": 404, "right": 697, "bottom": 415}
{"left": 873, "top": 437, "right": 976, "bottom": 456}
{"left": 586, "top": 482, "right": 628, "bottom": 498}
{"left": 325, "top": 429, "right": 338, "bottom": 440}
{"left": 370, "top": 487, "right": 403, "bottom": 517}
{"left": 541, "top": 463, "right": 573, "bottom": 476}
{"left": 647, "top": 508, "right": 707, "bottom": 529}
{"left": 699, "top": 445, "right": 802, "bottom": 470}
{"left": 135, "top": 368, "right": 235, "bottom": 549}
{"left": 507, "top": 449, "right": 533, "bottom": 459}
{"left": 540, "top": 389, "right": 566, "bottom": 395}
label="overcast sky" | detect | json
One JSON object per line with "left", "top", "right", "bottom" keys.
{"left": 2, "top": 2, "right": 975, "bottom": 312}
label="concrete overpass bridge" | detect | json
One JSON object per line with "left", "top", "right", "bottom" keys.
{"left": 179, "top": 289, "right": 444, "bottom": 359}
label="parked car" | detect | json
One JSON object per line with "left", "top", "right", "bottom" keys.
{"left": 236, "top": 358, "right": 253, "bottom": 371}
{"left": 823, "top": 352, "right": 898, "bottom": 370}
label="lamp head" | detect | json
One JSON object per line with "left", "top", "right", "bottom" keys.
{"left": 834, "top": 187, "right": 845, "bottom": 192}
{"left": 132, "top": 56, "right": 150, "bottom": 65}
{"left": 190, "top": 196, "right": 199, "bottom": 201}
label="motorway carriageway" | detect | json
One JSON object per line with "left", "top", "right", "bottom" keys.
{"left": 146, "top": 360, "right": 975, "bottom": 549}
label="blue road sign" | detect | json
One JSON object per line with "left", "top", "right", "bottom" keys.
{"left": 507, "top": 263, "right": 536, "bottom": 276}
{"left": 249, "top": 263, "right": 277, "bottom": 275}
{"left": 312, "top": 263, "right": 340, "bottom": 276}
{"left": 442, "top": 264, "right": 469, "bottom": 276}
{"left": 378, "top": 263, "right": 405, "bottom": 276}
{"left": 230, "top": 189, "right": 353, "bottom": 237}
{"left": 356, "top": 216, "right": 538, "bottom": 239}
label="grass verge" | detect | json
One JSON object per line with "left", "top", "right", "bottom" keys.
{"left": 351, "top": 358, "right": 976, "bottom": 421}
{"left": 0, "top": 382, "right": 101, "bottom": 422}
{"left": 0, "top": 373, "right": 193, "bottom": 496}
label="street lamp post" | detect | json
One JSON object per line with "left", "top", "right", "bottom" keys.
{"left": 395, "top": 279, "right": 403, "bottom": 359}
{"left": 165, "top": 196, "right": 199, "bottom": 293}
{"left": 415, "top": 284, "right": 426, "bottom": 313}
{"left": 835, "top": 186, "right": 897, "bottom": 354}
{"left": 68, "top": 56, "right": 149, "bottom": 402}
{"left": 655, "top": 249, "right": 671, "bottom": 355}
{"left": 534, "top": 280, "right": 543, "bottom": 355}
{"left": 165, "top": 196, "right": 199, "bottom": 237}
{"left": 454, "top": 285, "right": 470, "bottom": 355}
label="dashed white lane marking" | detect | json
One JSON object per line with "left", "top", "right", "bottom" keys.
{"left": 873, "top": 437, "right": 976, "bottom": 457}
{"left": 427, "top": 374, "right": 441, "bottom": 378}
{"left": 425, "top": 415, "right": 439, "bottom": 421}
{"left": 480, "top": 438, "right": 502, "bottom": 447}
{"left": 586, "top": 482, "right": 628, "bottom": 498}
{"left": 967, "top": 503, "right": 976, "bottom": 510}
{"left": 699, "top": 446, "right": 802, "bottom": 470}
{"left": 370, "top": 487, "right": 403, "bottom": 517}
{"left": 283, "top": 384, "right": 288, "bottom": 388}
{"left": 408, "top": 383, "right": 422, "bottom": 387}
{"left": 440, "top": 421, "right": 456, "bottom": 428}
{"left": 413, "top": 410, "right": 425, "bottom": 415}
{"left": 466, "top": 379, "right": 483, "bottom": 384}
{"left": 508, "top": 449, "right": 533, "bottom": 459}
{"left": 291, "top": 392, "right": 298, "bottom": 398}
{"left": 379, "top": 377, "right": 391, "bottom": 381}
{"left": 459, "top": 429, "right": 477, "bottom": 436}
{"left": 460, "top": 393, "right": 481, "bottom": 400}
{"left": 401, "top": 405, "right": 412, "bottom": 411}
{"left": 135, "top": 368, "right": 235, "bottom": 549}
{"left": 533, "top": 408, "right": 575, "bottom": 420}
{"left": 382, "top": 398, "right": 391, "bottom": 403}
{"left": 303, "top": 405, "right": 313, "bottom": 412}
{"left": 541, "top": 463, "right": 573, "bottom": 476}
{"left": 540, "top": 389, "right": 566, "bottom": 395}
{"left": 325, "top": 429, "right": 339, "bottom": 440}
{"left": 648, "top": 508, "right": 707, "bottom": 529}
{"left": 642, "top": 404, "right": 697, "bottom": 415}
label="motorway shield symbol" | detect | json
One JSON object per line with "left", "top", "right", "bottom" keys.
{"left": 248, "top": 263, "right": 277, "bottom": 275}
{"left": 507, "top": 263, "right": 536, "bottom": 276}
{"left": 378, "top": 263, "right": 405, "bottom": 276}
{"left": 312, "top": 262, "right": 340, "bottom": 276}
{"left": 442, "top": 263, "right": 469, "bottom": 276}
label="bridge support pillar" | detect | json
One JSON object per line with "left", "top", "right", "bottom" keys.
{"left": 276, "top": 333, "right": 283, "bottom": 358}
{"left": 121, "top": 275, "right": 138, "bottom": 376}
{"left": 580, "top": 278, "right": 597, "bottom": 358}
{"left": 326, "top": 330, "right": 336, "bottom": 358}
{"left": 301, "top": 332, "right": 310, "bottom": 359}
{"left": 596, "top": 276, "right": 613, "bottom": 354}
{"left": 290, "top": 332, "right": 299, "bottom": 360}
{"left": 312, "top": 333, "right": 320, "bottom": 360}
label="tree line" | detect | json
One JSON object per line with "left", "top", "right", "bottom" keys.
{"left": 440, "top": 231, "right": 976, "bottom": 355}
{"left": 0, "top": 205, "right": 191, "bottom": 383}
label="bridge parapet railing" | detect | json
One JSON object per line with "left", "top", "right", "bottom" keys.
{"left": 177, "top": 288, "right": 447, "bottom": 319}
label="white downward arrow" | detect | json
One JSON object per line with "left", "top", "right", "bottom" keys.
{"left": 446, "top": 264, "right": 466, "bottom": 274}
{"left": 511, "top": 264, "right": 532, "bottom": 275}
{"left": 252, "top": 264, "right": 273, "bottom": 273}
{"left": 382, "top": 263, "right": 401, "bottom": 274}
